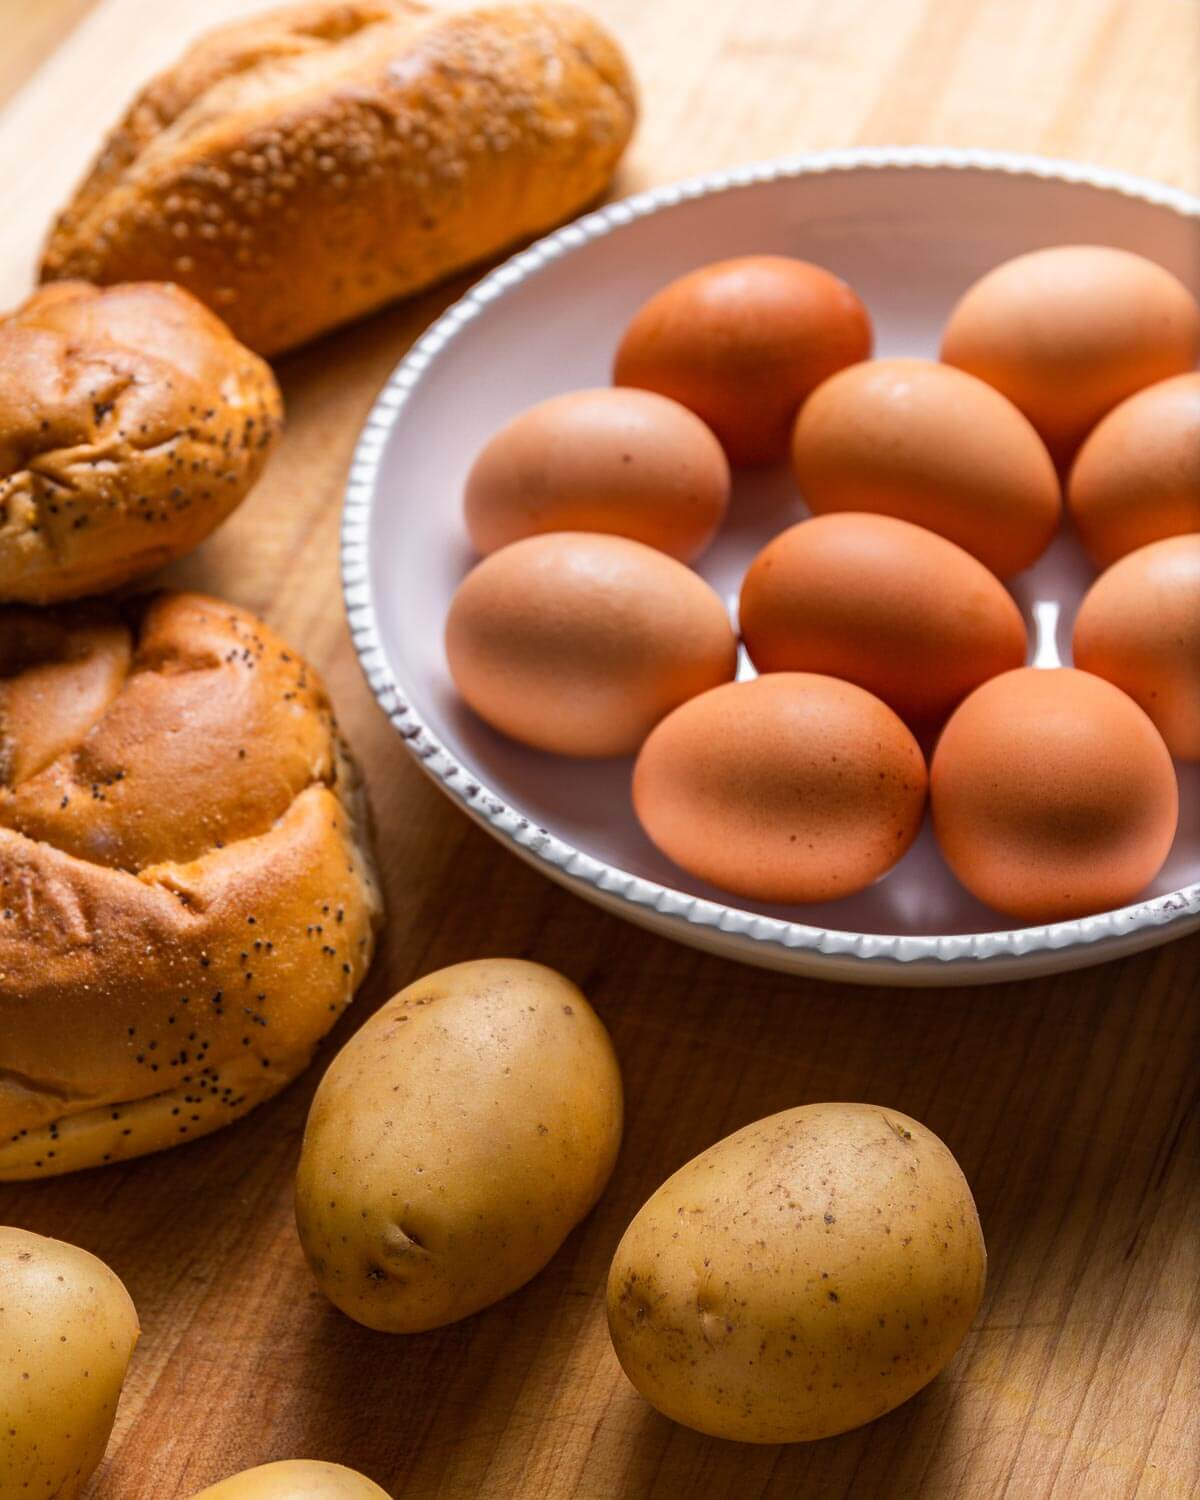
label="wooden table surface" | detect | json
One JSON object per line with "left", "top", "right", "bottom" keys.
{"left": 1, "top": 2, "right": 1198, "bottom": 1496}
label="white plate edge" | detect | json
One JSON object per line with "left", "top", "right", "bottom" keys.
{"left": 339, "top": 146, "right": 1200, "bottom": 977}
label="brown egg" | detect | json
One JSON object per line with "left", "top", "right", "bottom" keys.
{"left": 464, "top": 389, "right": 730, "bottom": 562}
{"left": 941, "top": 246, "right": 1200, "bottom": 460}
{"left": 931, "top": 668, "right": 1178, "bottom": 921}
{"left": 790, "top": 358, "right": 1061, "bottom": 576}
{"left": 1068, "top": 373, "right": 1200, "bottom": 566}
{"left": 740, "top": 513, "right": 1028, "bottom": 727}
{"left": 633, "top": 673, "right": 927, "bottom": 903}
{"left": 1073, "top": 535, "right": 1200, "bottom": 760}
{"left": 613, "top": 256, "right": 872, "bottom": 466}
{"left": 445, "top": 532, "right": 737, "bottom": 757}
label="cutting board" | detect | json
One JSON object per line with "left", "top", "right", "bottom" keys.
{"left": 0, "top": 1, "right": 1197, "bottom": 1496}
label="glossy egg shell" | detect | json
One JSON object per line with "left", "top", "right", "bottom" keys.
{"left": 931, "top": 667, "right": 1179, "bottom": 921}
{"left": 1067, "top": 373, "right": 1200, "bottom": 567}
{"left": 463, "top": 388, "right": 730, "bottom": 562}
{"left": 790, "top": 357, "right": 1060, "bottom": 577}
{"left": 614, "top": 255, "right": 872, "bottom": 466}
{"left": 444, "top": 531, "right": 737, "bottom": 757}
{"left": 740, "top": 512, "right": 1028, "bottom": 727}
{"left": 940, "top": 245, "right": 1200, "bottom": 461}
{"left": 1072, "top": 534, "right": 1200, "bottom": 760}
{"left": 633, "top": 672, "right": 927, "bottom": 903}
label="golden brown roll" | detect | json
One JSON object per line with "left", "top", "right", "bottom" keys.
{"left": 0, "top": 282, "right": 282, "bottom": 605}
{"left": 40, "top": 1, "right": 638, "bottom": 355}
{"left": 0, "top": 592, "right": 382, "bottom": 1180}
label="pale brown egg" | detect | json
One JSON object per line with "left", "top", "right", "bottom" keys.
{"left": 941, "top": 246, "right": 1200, "bottom": 461}
{"left": 739, "top": 513, "right": 1027, "bottom": 727}
{"left": 613, "top": 256, "right": 872, "bottom": 466}
{"left": 790, "top": 358, "right": 1061, "bottom": 576}
{"left": 463, "top": 389, "right": 730, "bottom": 561}
{"left": 1073, "top": 534, "right": 1200, "bottom": 760}
{"left": 931, "top": 668, "right": 1178, "bottom": 921}
{"left": 1068, "top": 373, "right": 1200, "bottom": 567}
{"left": 632, "top": 673, "right": 927, "bottom": 903}
{"left": 445, "top": 532, "right": 737, "bottom": 757}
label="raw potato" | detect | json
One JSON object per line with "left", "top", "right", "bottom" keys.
{"left": 296, "top": 959, "right": 623, "bottom": 1332}
{"left": 189, "top": 1459, "right": 389, "bottom": 1498}
{"left": 607, "top": 1103, "right": 985, "bottom": 1443}
{"left": 0, "top": 1226, "right": 139, "bottom": 1498}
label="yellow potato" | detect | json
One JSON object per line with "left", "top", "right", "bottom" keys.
{"left": 607, "top": 1103, "right": 985, "bottom": 1443}
{"left": 295, "top": 958, "right": 623, "bottom": 1333}
{"left": 189, "top": 1459, "right": 389, "bottom": 1498}
{"left": 0, "top": 1226, "right": 139, "bottom": 1497}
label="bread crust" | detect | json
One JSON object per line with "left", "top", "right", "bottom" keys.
{"left": 0, "top": 282, "right": 282, "bottom": 604}
{"left": 0, "top": 592, "right": 382, "bottom": 1179}
{"left": 41, "top": 1, "right": 637, "bottom": 354}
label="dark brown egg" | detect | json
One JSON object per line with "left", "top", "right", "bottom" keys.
{"left": 614, "top": 256, "right": 872, "bottom": 465}
{"left": 931, "top": 668, "right": 1178, "bottom": 920}
{"left": 633, "top": 673, "right": 927, "bottom": 903}
{"left": 1073, "top": 535, "right": 1200, "bottom": 760}
{"left": 1067, "top": 373, "right": 1200, "bottom": 566}
{"left": 740, "top": 513, "right": 1028, "bottom": 728}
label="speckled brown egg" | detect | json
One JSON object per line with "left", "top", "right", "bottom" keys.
{"left": 614, "top": 256, "right": 872, "bottom": 465}
{"left": 607, "top": 1102, "right": 986, "bottom": 1443}
{"left": 790, "top": 358, "right": 1061, "bottom": 576}
{"left": 740, "top": 514, "right": 1028, "bottom": 727}
{"left": 464, "top": 388, "right": 730, "bottom": 561}
{"left": 940, "top": 246, "right": 1200, "bottom": 461}
{"left": 1073, "top": 535, "right": 1200, "bottom": 760}
{"left": 445, "top": 532, "right": 737, "bottom": 756}
{"left": 1068, "top": 373, "right": 1200, "bottom": 567}
{"left": 931, "top": 668, "right": 1179, "bottom": 921}
{"left": 633, "top": 673, "right": 927, "bottom": 903}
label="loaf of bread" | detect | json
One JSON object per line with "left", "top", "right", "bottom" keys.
{"left": 0, "top": 282, "right": 282, "bottom": 604}
{"left": 0, "top": 592, "right": 382, "bottom": 1179}
{"left": 41, "top": 1, "right": 637, "bottom": 354}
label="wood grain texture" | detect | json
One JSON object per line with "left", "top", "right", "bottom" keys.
{"left": 1, "top": 1, "right": 1198, "bottom": 1496}
{"left": 0, "top": 0, "right": 99, "bottom": 109}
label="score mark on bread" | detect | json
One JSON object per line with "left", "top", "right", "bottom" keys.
{"left": 40, "top": 0, "right": 638, "bottom": 354}
{"left": 0, "top": 281, "right": 282, "bottom": 605}
{"left": 0, "top": 592, "right": 383, "bottom": 1179}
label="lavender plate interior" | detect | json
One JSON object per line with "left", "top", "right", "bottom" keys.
{"left": 343, "top": 149, "right": 1200, "bottom": 985}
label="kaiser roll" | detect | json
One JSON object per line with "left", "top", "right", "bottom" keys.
{"left": 0, "top": 591, "right": 382, "bottom": 1179}
{"left": 0, "top": 281, "right": 282, "bottom": 605}
{"left": 40, "top": 0, "right": 638, "bottom": 355}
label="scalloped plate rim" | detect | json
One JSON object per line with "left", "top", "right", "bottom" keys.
{"left": 340, "top": 146, "right": 1200, "bottom": 986}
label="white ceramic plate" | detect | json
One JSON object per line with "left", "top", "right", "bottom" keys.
{"left": 342, "top": 148, "right": 1200, "bottom": 986}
